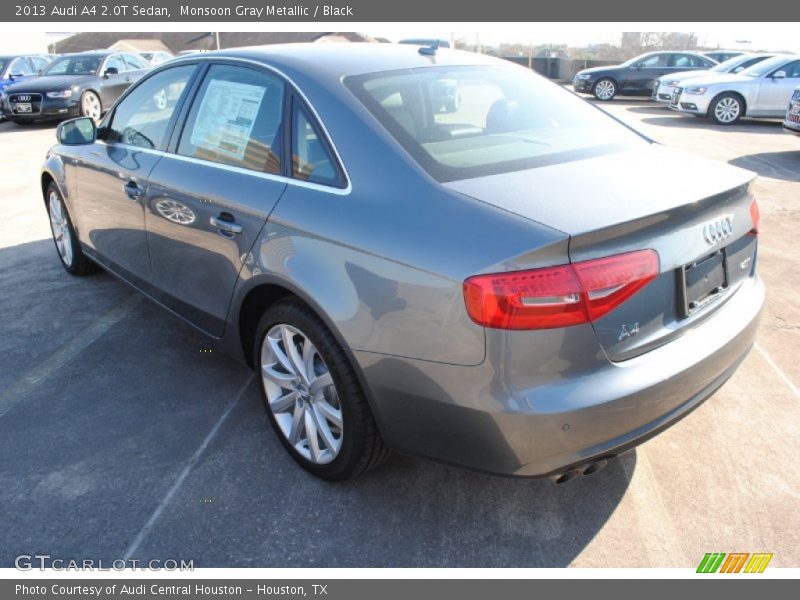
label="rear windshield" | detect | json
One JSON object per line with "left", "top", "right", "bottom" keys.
{"left": 346, "top": 65, "right": 643, "bottom": 182}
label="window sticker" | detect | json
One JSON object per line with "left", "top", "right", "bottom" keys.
{"left": 190, "top": 78, "right": 267, "bottom": 161}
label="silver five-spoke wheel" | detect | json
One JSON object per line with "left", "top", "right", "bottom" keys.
{"left": 48, "top": 190, "right": 73, "bottom": 267}
{"left": 261, "top": 324, "right": 343, "bottom": 464}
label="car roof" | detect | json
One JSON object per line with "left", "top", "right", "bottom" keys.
{"left": 170, "top": 43, "right": 504, "bottom": 83}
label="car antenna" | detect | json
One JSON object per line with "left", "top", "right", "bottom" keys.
{"left": 418, "top": 40, "right": 440, "bottom": 56}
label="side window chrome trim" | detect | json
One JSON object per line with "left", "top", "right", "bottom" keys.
{"left": 156, "top": 55, "right": 352, "bottom": 194}
{"left": 97, "top": 140, "right": 351, "bottom": 196}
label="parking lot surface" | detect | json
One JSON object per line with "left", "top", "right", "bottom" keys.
{"left": 0, "top": 99, "right": 798, "bottom": 568}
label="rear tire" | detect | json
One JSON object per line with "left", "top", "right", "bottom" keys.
{"left": 254, "top": 299, "right": 390, "bottom": 480}
{"left": 709, "top": 93, "right": 743, "bottom": 125}
{"left": 46, "top": 182, "right": 97, "bottom": 276}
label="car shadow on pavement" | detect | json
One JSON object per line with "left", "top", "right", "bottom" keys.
{"left": 0, "top": 239, "right": 635, "bottom": 568}
{"left": 0, "top": 119, "right": 57, "bottom": 133}
{"left": 729, "top": 151, "right": 800, "bottom": 183}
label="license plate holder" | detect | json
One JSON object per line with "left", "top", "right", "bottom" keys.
{"left": 680, "top": 250, "right": 728, "bottom": 316}
{"left": 14, "top": 102, "right": 32, "bottom": 113}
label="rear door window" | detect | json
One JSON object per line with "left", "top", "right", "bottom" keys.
{"left": 291, "top": 101, "right": 343, "bottom": 187}
{"left": 177, "top": 64, "right": 285, "bottom": 175}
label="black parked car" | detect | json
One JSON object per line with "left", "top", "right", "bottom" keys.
{"left": 573, "top": 51, "right": 717, "bottom": 101}
{"left": 1, "top": 51, "right": 150, "bottom": 124}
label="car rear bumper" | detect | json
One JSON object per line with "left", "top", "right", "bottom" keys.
{"left": 355, "top": 274, "right": 764, "bottom": 477}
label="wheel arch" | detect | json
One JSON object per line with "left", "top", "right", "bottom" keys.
{"left": 710, "top": 89, "right": 748, "bottom": 117}
{"left": 234, "top": 275, "right": 389, "bottom": 437}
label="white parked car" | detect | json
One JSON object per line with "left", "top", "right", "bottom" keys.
{"left": 784, "top": 85, "right": 800, "bottom": 135}
{"left": 652, "top": 53, "right": 775, "bottom": 104}
{"left": 670, "top": 55, "right": 800, "bottom": 125}
{"left": 139, "top": 51, "right": 174, "bottom": 66}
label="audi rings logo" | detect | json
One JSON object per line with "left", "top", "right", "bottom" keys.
{"left": 703, "top": 214, "right": 734, "bottom": 245}
{"left": 15, "top": 95, "right": 31, "bottom": 102}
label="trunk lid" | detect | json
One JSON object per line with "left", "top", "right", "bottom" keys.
{"left": 446, "top": 143, "right": 758, "bottom": 361}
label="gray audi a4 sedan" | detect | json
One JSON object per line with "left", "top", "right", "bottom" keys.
{"left": 41, "top": 44, "right": 764, "bottom": 482}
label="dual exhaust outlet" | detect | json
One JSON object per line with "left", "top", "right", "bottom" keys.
{"left": 551, "top": 457, "right": 610, "bottom": 484}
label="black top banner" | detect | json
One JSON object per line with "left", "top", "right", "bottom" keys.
{"left": 3, "top": 0, "right": 800, "bottom": 22}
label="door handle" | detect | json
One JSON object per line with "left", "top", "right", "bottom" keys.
{"left": 210, "top": 214, "right": 243, "bottom": 235}
{"left": 124, "top": 180, "right": 143, "bottom": 200}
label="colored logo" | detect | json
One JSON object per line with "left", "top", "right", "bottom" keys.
{"left": 697, "top": 552, "right": 773, "bottom": 573}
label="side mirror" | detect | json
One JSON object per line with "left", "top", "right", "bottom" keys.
{"left": 773, "top": 71, "right": 787, "bottom": 79}
{"left": 103, "top": 67, "right": 119, "bottom": 78}
{"left": 56, "top": 117, "right": 96, "bottom": 145}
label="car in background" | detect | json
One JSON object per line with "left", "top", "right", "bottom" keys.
{"left": 41, "top": 45, "right": 763, "bottom": 481}
{"left": 703, "top": 50, "right": 746, "bottom": 64}
{"left": 573, "top": 51, "right": 717, "bottom": 100}
{"left": 140, "top": 50, "right": 174, "bottom": 66}
{"left": 1, "top": 51, "right": 150, "bottom": 124}
{"left": 653, "top": 53, "right": 775, "bottom": 103}
{"left": 670, "top": 54, "right": 800, "bottom": 124}
{"left": 784, "top": 85, "right": 800, "bottom": 135}
{"left": 398, "top": 38, "right": 451, "bottom": 48}
{"left": 0, "top": 54, "right": 53, "bottom": 121}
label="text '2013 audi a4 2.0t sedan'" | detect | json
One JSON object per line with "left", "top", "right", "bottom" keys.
{"left": 41, "top": 44, "right": 764, "bottom": 482}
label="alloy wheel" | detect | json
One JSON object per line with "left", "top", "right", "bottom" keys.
{"left": 260, "top": 323, "right": 343, "bottom": 464}
{"left": 594, "top": 80, "right": 616, "bottom": 100}
{"left": 82, "top": 92, "right": 102, "bottom": 121}
{"left": 714, "top": 97, "right": 741, "bottom": 123}
{"left": 153, "top": 89, "right": 168, "bottom": 110}
{"left": 48, "top": 191, "right": 73, "bottom": 267}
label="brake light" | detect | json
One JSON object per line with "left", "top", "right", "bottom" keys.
{"left": 748, "top": 198, "right": 760, "bottom": 235}
{"left": 463, "top": 250, "right": 659, "bottom": 330}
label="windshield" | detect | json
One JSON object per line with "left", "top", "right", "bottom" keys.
{"left": 711, "top": 55, "right": 749, "bottom": 73}
{"left": 346, "top": 65, "right": 644, "bottom": 182}
{"left": 0, "top": 59, "right": 7, "bottom": 74}
{"left": 740, "top": 56, "right": 789, "bottom": 77}
{"left": 619, "top": 52, "right": 651, "bottom": 67}
{"left": 42, "top": 55, "right": 102, "bottom": 76}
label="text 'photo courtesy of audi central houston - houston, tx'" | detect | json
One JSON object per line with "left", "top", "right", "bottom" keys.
{"left": 40, "top": 44, "right": 763, "bottom": 482}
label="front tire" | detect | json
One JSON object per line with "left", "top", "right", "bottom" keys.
{"left": 46, "top": 183, "right": 96, "bottom": 276}
{"left": 254, "top": 299, "right": 389, "bottom": 480}
{"left": 80, "top": 90, "right": 102, "bottom": 122}
{"left": 593, "top": 78, "right": 617, "bottom": 101}
{"left": 709, "top": 93, "right": 743, "bottom": 125}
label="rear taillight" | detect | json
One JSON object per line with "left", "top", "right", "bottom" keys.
{"left": 749, "top": 198, "right": 760, "bottom": 235}
{"left": 464, "top": 250, "right": 659, "bottom": 330}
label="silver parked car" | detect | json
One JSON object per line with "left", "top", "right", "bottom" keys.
{"left": 652, "top": 53, "right": 775, "bottom": 104}
{"left": 784, "top": 85, "right": 800, "bottom": 135}
{"left": 41, "top": 45, "right": 764, "bottom": 481}
{"left": 671, "top": 54, "right": 800, "bottom": 124}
